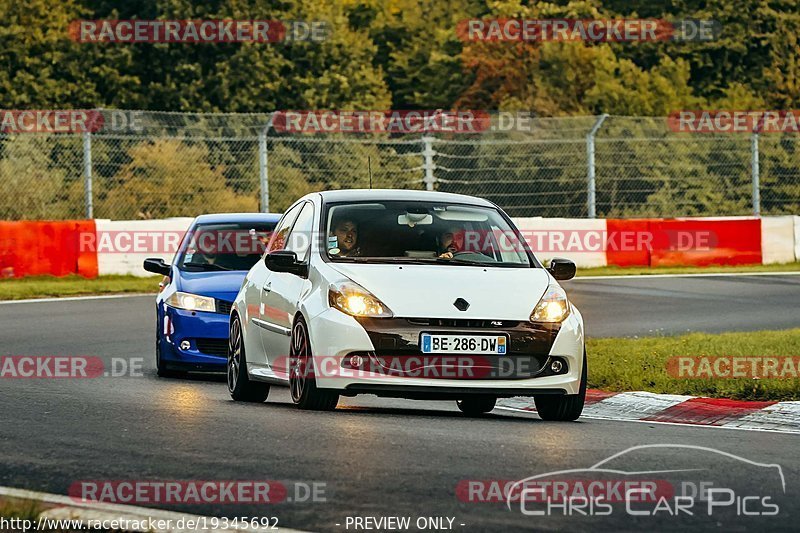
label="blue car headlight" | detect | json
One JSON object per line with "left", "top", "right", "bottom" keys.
{"left": 166, "top": 291, "right": 216, "bottom": 312}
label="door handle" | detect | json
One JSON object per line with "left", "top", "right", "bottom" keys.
{"left": 263, "top": 282, "right": 272, "bottom": 292}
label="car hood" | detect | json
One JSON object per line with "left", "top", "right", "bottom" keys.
{"left": 175, "top": 270, "right": 247, "bottom": 302}
{"left": 328, "top": 263, "right": 552, "bottom": 320}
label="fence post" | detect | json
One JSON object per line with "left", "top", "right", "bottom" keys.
{"left": 259, "top": 115, "right": 273, "bottom": 213}
{"left": 751, "top": 133, "right": 760, "bottom": 216}
{"left": 422, "top": 136, "right": 436, "bottom": 191}
{"left": 82, "top": 131, "right": 93, "bottom": 219}
{"left": 586, "top": 114, "right": 608, "bottom": 218}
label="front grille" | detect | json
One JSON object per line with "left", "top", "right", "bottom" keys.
{"left": 344, "top": 351, "right": 551, "bottom": 380}
{"left": 195, "top": 338, "right": 228, "bottom": 357}
{"left": 355, "top": 317, "right": 560, "bottom": 380}
{"left": 216, "top": 300, "right": 233, "bottom": 315}
{"left": 406, "top": 318, "right": 519, "bottom": 329}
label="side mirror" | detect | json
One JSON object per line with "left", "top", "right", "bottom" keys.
{"left": 143, "top": 258, "right": 171, "bottom": 276}
{"left": 548, "top": 257, "right": 576, "bottom": 281}
{"left": 265, "top": 250, "right": 308, "bottom": 277}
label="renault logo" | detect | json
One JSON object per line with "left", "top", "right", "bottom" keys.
{"left": 453, "top": 298, "right": 470, "bottom": 311}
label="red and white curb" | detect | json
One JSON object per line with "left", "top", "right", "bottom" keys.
{"left": 0, "top": 486, "right": 310, "bottom": 533}
{"left": 497, "top": 390, "right": 800, "bottom": 434}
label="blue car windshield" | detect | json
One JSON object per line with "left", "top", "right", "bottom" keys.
{"left": 178, "top": 222, "right": 277, "bottom": 271}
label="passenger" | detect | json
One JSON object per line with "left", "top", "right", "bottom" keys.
{"left": 331, "top": 218, "right": 361, "bottom": 257}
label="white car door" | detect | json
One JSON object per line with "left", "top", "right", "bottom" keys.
{"left": 242, "top": 257, "right": 271, "bottom": 366}
{"left": 260, "top": 201, "right": 315, "bottom": 373}
{"left": 255, "top": 202, "right": 304, "bottom": 370}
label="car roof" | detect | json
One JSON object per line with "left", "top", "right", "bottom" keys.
{"left": 312, "top": 189, "right": 495, "bottom": 207}
{"left": 193, "top": 212, "right": 282, "bottom": 225}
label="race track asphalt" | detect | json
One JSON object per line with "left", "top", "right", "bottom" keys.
{"left": 1, "top": 274, "right": 798, "bottom": 532}
{"left": 565, "top": 273, "right": 800, "bottom": 337}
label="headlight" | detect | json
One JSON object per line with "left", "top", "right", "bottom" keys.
{"left": 530, "top": 284, "right": 570, "bottom": 323}
{"left": 329, "top": 281, "right": 393, "bottom": 318}
{"left": 166, "top": 291, "right": 216, "bottom": 312}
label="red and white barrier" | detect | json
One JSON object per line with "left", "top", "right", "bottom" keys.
{"left": 529, "top": 216, "right": 794, "bottom": 268}
{"left": 795, "top": 216, "right": 800, "bottom": 264}
{"left": 513, "top": 217, "right": 608, "bottom": 268}
{"left": 93, "top": 218, "right": 193, "bottom": 277}
{"left": 0, "top": 216, "right": 797, "bottom": 278}
{"left": 760, "top": 216, "right": 795, "bottom": 264}
{"left": 0, "top": 220, "right": 98, "bottom": 278}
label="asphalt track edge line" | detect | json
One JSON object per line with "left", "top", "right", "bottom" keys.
{"left": 0, "top": 486, "right": 312, "bottom": 532}
{"left": 0, "top": 293, "right": 153, "bottom": 305}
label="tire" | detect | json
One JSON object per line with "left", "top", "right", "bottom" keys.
{"left": 228, "top": 313, "right": 270, "bottom": 402}
{"left": 457, "top": 396, "right": 497, "bottom": 416}
{"left": 534, "top": 351, "right": 587, "bottom": 421}
{"left": 289, "top": 316, "right": 339, "bottom": 411}
{"left": 156, "top": 312, "right": 184, "bottom": 378}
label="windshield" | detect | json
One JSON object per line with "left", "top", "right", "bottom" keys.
{"left": 177, "top": 222, "right": 276, "bottom": 272}
{"left": 324, "top": 201, "right": 532, "bottom": 267}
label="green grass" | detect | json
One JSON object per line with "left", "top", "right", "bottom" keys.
{"left": 0, "top": 499, "right": 43, "bottom": 521}
{"left": 0, "top": 498, "right": 114, "bottom": 532}
{"left": 577, "top": 262, "right": 800, "bottom": 277}
{"left": 0, "top": 274, "right": 160, "bottom": 300}
{"left": 587, "top": 329, "right": 800, "bottom": 401}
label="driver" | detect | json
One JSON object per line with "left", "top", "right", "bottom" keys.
{"left": 437, "top": 226, "right": 465, "bottom": 259}
{"left": 189, "top": 228, "right": 219, "bottom": 265}
{"left": 331, "top": 218, "right": 361, "bottom": 257}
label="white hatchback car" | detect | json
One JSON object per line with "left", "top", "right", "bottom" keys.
{"left": 228, "top": 189, "right": 586, "bottom": 419}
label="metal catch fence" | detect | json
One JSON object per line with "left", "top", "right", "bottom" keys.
{"left": 0, "top": 111, "right": 797, "bottom": 219}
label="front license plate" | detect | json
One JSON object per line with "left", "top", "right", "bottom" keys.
{"left": 420, "top": 333, "right": 508, "bottom": 355}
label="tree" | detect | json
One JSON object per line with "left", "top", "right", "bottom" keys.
{"left": 98, "top": 139, "right": 256, "bottom": 218}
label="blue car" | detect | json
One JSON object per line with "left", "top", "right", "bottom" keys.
{"left": 144, "top": 213, "right": 280, "bottom": 376}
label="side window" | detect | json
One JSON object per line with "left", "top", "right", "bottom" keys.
{"left": 285, "top": 202, "right": 314, "bottom": 262}
{"left": 267, "top": 203, "right": 304, "bottom": 253}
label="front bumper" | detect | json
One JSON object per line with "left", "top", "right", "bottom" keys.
{"left": 159, "top": 304, "right": 231, "bottom": 371}
{"left": 306, "top": 307, "right": 584, "bottom": 396}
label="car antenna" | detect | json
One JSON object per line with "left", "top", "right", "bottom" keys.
{"left": 368, "top": 156, "right": 373, "bottom": 189}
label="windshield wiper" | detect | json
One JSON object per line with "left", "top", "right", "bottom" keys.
{"left": 332, "top": 256, "right": 436, "bottom": 265}
{"left": 329, "top": 256, "right": 373, "bottom": 262}
{"left": 333, "top": 256, "right": 504, "bottom": 267}
{"left": 182, "top": 262, "right": 232, "bottom": 271}
{"left": 437, "top": 257, "right": 490, "bottom": 266}
{"left": 436, "top": 256, "right": 530, "bottom": 268}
